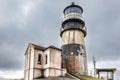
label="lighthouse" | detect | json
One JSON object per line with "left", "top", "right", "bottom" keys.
{"left": 61, "top": 2, "right": 88, "bottom": 75}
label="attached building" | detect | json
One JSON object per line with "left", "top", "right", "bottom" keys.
{"left": 24, "top": 43, "right": 65, "bottom": 80}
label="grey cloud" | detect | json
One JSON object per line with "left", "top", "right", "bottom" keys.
{"left": 0, "top": 0, "right": 120, "bottom": 77}
{"left": 0, "top": 0, "right": 63, "bottom": 70}
{"left": 0, "top": 78, "right": 8, "bottom": 80}
{"left": 85, "top": 0, "right": 120, "bottom": 61}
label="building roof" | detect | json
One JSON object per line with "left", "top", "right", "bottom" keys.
{"left": 25, "top": 43, "right": 61, "bottom": 55}
{"left": 31, "top": 43, "right": 61, "bottom": 51}
{"left": 96, "top": 68, "right": 116, "bottom": 74}
{"left": 30, "top": 43, "right": 46, "bottom": 51}
{"left": 25, "top": 43, "right": 45, "bottom": 55}
{"left": 46, "top": 46, "right": 61, "bottom": 51}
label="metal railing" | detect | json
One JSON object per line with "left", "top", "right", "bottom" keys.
{"left": 63, "top": 12, "right": 85, "bottom": 22}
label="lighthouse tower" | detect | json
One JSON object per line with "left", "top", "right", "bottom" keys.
{"left": 61, "top": 2, "right": 88, "bottom": 75}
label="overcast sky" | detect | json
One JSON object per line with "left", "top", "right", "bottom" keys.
{"left": 0, "top": 0, "right": 120, "bottom": 79}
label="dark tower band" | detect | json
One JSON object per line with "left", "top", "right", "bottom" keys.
{"left": 61, "top": 2, "right": 88, "bottom": 74}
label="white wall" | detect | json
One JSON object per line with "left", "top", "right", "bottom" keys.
{"left": 25, "top": 45, "right": 63, "bottom": 79}
{"left": 62, "top": 30, "right": 85, "bottom": 46}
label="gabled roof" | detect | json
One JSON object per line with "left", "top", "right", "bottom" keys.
{"left": 25, "top": 43, "right": 45, "bottom": 55}
{"left": 30, "top": 43, "right": 45, "bottom": 51}
{"left": 25, "top": 43, "right": 61, "bottom": 55}
{"left": 29, "top": 43, "right": 61, "bottom": 51}
{"left": 46, "top": 46, "right": 61, "bottom": 51}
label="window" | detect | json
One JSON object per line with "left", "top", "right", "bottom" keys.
{"left": 45, "top": 55, "right": 47, "bottom": 64}
{"left": 64, "top": 21, "right": 83, "bottom": 30}
{"left": 38, "top": 54, "right": 42, "bottom": 64}
{"left": 64, "top": 7, "right": 82, "bottom": 15}
{"left": 61, "top": 62, "right": 64, "bottom": 68}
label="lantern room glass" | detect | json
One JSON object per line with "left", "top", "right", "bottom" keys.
{"left": 64, "top": 7, "right": 82, "bottom": 15}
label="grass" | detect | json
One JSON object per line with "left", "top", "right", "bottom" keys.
{"left": 69, "top": 73, "right": 102, "bottom": 80}
{"left": 77, "top": 74, "right": 101, "bottom": 80}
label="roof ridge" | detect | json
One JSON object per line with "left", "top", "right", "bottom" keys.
{"left": 30, "top": 43, "right": 46, "bottom": 51}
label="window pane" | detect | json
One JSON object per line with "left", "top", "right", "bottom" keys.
{"left": 38, "top": 54, "right": 41, "bottom": 64}
{"left": 65, "top": 7, "right": 82, "bottom": 15}
{"left": 45, "top": 55, "right": 47, "bottom": 64}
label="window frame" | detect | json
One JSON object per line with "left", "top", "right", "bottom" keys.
{"left": 45, "top": 55, "right": 48, "bottom": 64}
{"left": 38, "top": 54, "right": 42, "bottom": 64}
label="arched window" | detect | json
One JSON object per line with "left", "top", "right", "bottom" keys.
{"left": 38, "top": 54, "right": 42, "bottom": 64}
{"left": 45, "top": 55, "right": 47, "bottom": 64}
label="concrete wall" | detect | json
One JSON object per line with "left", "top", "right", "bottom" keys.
{"left": 65, "top": 55, "right": 80, "bottom": 73}
{"left": 29, "top": 47, "right": 34, "bottom": 80}
{"left": 33, "top": 49, "right": 44, "bottom": 79}
{"left": 62, "top": 30, "right": 85, "bottom": 46}
{"left": 79, "top": 53, "right": 88, "bottom": 74}
{"left": 44, "top": 69, "right": 49, "bottom": 77}
{"left": 34, "top": 49, "right": 43, "bottom": 69}
{"left": 24, "top": 45, "right": 62, "bottom": 79}
{"left": 33, "top": 69, "right": 42, "bottom": 78}
{"left": 24, "top": 45, "right": 34, "bottom": 80}
{"left": 61, "top": 29, "right": 88, "bottom": 75}
{"left": 49, "top": 68, "right": 61, "bottom": 77}
{"left": 50, "top": 48, "right": 61, "bottom": 69}
{"left": 24, "top": 46, "right": 29, "bottom": 80}
{"left": 44, "top": 48, "right": 62, "bottom": 77}
{"left": 65, "top": 53, "right": 88, "bottom": 75}
{"left": 24, "top": 70, "right": 28, "bottom": 80}
{"left": 43, "top": 49, "right": 50, "bottom": 68}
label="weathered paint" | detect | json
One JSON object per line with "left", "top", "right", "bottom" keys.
{"left": 24, "top": 70, "right": 28, "bottom": 80}
{"left": 34, "top": 49, "right": 44, "bottom": 68}
{"left": 24, "top": 45, "right": 34, "bottom": 80}
{"left": 50, "top": 48, "right": 61, "bottom": 69}
{"left": 34, "top": 69, "right": 42, "bottom": 78}
{"left": 65, "top": 55, "right": 80, "bottom": 74}
{"left": 33, "top": 49, "right": 44, "bottom": 78}
{"left": 62, "top": 45, "right": 88, "bottom": 74}
{"left": 79, "top": 53, "right": 88, "bottom": 74}
{"left": 62, "top": 30, "right": 85, "bottom": 46}
{"left": 61, "top": 3, "right": 88, "bottom": 75}
{"left": 43, "top": 48, "right": 50, "bottom": 68}
{"left": 24, "top": 44, "right": 63, "bottom": 80}
{"left": 62, "top": 44, "right": 83, "bottom": 56}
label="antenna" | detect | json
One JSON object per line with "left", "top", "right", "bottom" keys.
{"left": 93, "top": 56, "right": 96, "bottom": 77}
